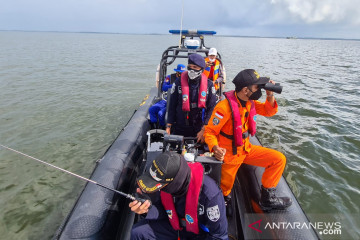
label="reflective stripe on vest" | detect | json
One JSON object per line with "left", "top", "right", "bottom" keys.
{"left": 160, "top": 162, "right": 204, "bottom": 234}
{"left": 181, "top": 71, "right": 208, "bottom": 112}
{"left": 223, "top": 90, "right": 257, "bottom": 154}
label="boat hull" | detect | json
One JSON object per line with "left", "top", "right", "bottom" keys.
{"left": 54, "top": 87, "right": 318, "bottom": 240}
{"left": 54, "top": 87, "right": 158, "bottom": 240}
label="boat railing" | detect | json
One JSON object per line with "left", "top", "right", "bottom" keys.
{"left": 157, "top": 31, "right": 222, "bottom": 98}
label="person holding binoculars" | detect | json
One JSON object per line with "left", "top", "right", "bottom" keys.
{"left": 204, "top": 69, "right": 292, "bottom": 213}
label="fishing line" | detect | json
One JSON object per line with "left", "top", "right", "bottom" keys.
{"left": 0, "top": 143, "right": 144, "bottom": 203}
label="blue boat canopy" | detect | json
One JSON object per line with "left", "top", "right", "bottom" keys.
{"left": 169, "top": 30, "right": 216, "bottom": 35}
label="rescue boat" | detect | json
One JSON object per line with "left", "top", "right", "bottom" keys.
{"left": 54, "top": 30, "right": 319, "bottom": 240}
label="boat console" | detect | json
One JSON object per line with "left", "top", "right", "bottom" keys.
{"left": 144, "top": 130, "right": 222, "bottom": 185}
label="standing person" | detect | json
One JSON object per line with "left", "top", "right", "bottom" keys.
{"left": 204, "top": 48, "right": 225, "bottom": 94}
{"left": 166, "top": 53, "right": 217, "bottom": 141}
{"left": 204, "top": 69, "right": 292, "bottom": 211}
{"left": 149, "top": 64, "right": 185, "bottom": 129}
{"left": 129, "top": 152, "right": 228, "bottom": 240}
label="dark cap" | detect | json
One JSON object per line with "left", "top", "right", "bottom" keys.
{"left": 137, "top": 152, "right": 186, "bottom": 193}
{"left": 232, "top": 69, "right": 270, "bottom": 91}
{"left": 188, "top": 53, "right": 206, "bottom": 69}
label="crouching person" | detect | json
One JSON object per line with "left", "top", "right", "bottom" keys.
{"left": 129, "top": 152, "right": 228, "bottom": 240}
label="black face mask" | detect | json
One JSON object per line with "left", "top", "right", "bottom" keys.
{"left": 249, "top": 88, "right": 262, "bottom": 100}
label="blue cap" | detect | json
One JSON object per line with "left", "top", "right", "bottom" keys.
{"left": 188, "top": 53, "right": 206, "bottom": 69}
{"left": 174, "top": 64, "right": 186, "bottom": 73}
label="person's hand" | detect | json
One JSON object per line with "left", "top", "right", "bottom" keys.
{"left": 213, "top": 145, "right": 226, "bottom": 161}
{"left": 266, "top": 80, "right": 276, "bottom": 96}
{"left": 196, "top": 128, "right": 205, "bottom": 143}
{"left": 166, "top": 124, "right": 171, "bottom": 134}
{"left": 129, "top": 188, "right": 151, "bottom": 214}
{"left": 196, "top": 127, "right": 205, "bottom": 143}
{"left": 206, "top": 61, "right": 212, "bottom": 67}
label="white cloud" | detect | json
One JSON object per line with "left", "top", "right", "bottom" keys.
{"left": 0, "top": 0, "right": 359, "bottom": 38}
{"left": 270, "top": 0, "right": 360, "bottom": 24}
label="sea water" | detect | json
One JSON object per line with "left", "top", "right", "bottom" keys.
{"left": 0, "top": 31, "right": 359, "bottom": 239}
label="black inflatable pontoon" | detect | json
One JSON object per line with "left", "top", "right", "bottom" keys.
{"left": 54, "top": 30, "right": 319, "bottom": 240}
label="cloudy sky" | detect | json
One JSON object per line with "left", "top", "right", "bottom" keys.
{"left": 1, "top": 0, "right": 359, "bottom": 39}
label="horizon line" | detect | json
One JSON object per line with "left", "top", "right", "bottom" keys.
{"left": 1, "top": 29, "right": 359, "bottom": 41}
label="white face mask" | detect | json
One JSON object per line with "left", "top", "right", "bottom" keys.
{"left": 188, "top": 69, "right": 202, "bottom": 80}
{"left": 209, "top": 57, "right": 216, "bottom": 62}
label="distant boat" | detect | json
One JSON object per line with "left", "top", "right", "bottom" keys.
{"left": 286, "top": 36, "right": 297, "bottom": 39}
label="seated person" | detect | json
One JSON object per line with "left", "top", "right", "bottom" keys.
{"left": 203, "top": 48, "right": 225, "bottom": 94}
{"left": 204, "top": 69, "right": 292, "bottom": 211}
{"left": 129, "top": 152, "right": 228, "bottom": 240}
{"left": 149, "top": 64, "right": 185, "bottom": 128}
{"left": 162, "top": 64, "right": 186, "bottom": 91}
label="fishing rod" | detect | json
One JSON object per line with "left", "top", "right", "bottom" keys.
{"left": 0, "top": 144, "right": 148, "bottom": 204}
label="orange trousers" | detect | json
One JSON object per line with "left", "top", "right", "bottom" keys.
{"left": 220, "top": 145, "right": 286, "bottom": 196}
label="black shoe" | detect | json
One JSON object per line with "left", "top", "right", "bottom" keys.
{"left": 259, "top": 185, "right": 292, "bottom": 211}
{"left": 150, "top": 122, "right": 157, "bottom": 129}
{"left": 224, "top": 195, "right": 233, "bottom": 217}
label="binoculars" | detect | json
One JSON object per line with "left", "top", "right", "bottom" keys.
{"left": 260, "top": 82, "right": 283, "bottom": 94}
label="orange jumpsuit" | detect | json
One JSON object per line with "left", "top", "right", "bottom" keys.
{"left": 204, "top": 92, "right": 286, "bottom": 196}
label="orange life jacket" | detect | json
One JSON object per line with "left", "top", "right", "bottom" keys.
{"left": 203, "top": 57, "right": 221, "bottom": 90}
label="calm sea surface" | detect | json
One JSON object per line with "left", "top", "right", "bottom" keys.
{"left": 0, "top": 32, "right": 359, "bottom": 239}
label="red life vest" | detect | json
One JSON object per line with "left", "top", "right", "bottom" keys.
{"left": 223, "top": 90, "right": 256, "bottom": 150}
{"left": 160, "top": 162, "right": 204, "bottom": 234}
{"left": 181, "top": 71, "right": 208, "bottom": 112}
